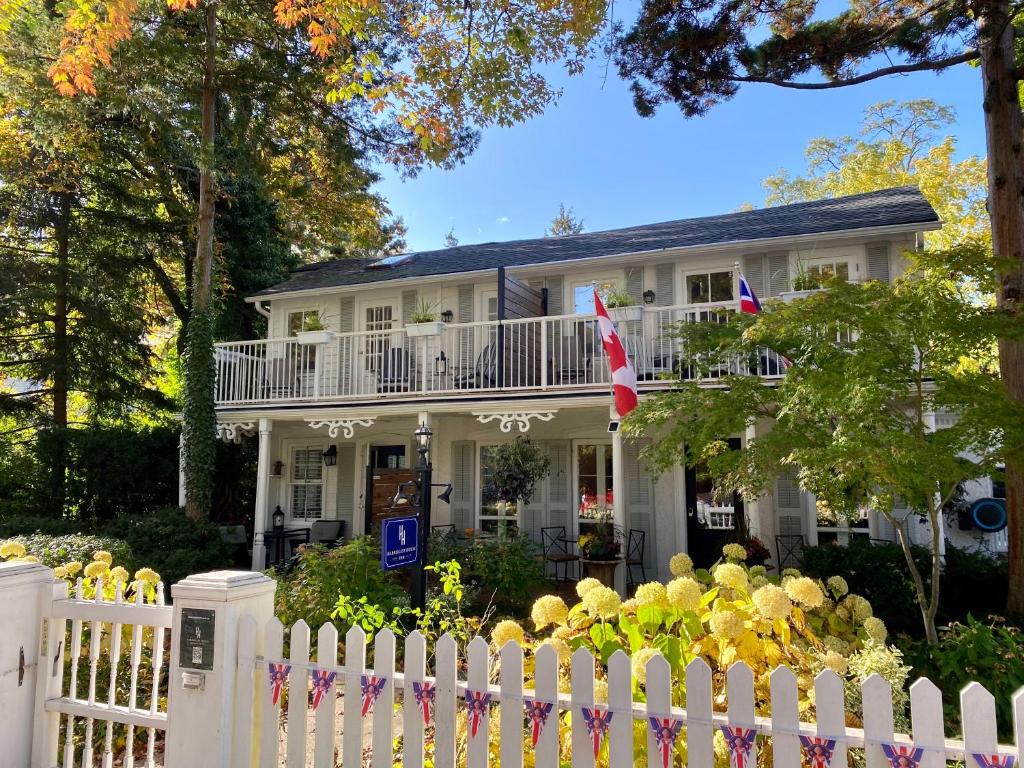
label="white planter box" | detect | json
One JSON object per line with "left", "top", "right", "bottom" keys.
{"left": 405, "top": 321, "right": 446, "bottom": 337}
{"left": 606, "top": 305, "right": 642, "bottom": 322}
{"left": 778, "top": 288, "right": 825, "bottom": 303}
{"left": 295, "top": 330, "right": 334, "bottom": 345}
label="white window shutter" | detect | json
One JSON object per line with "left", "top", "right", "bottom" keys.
{"left": 450, "top": 441, "right": 476, "bottom": 531}
{"left": 742, "top": 254, "right": 766, "bottom": 299}
{"left": 655, "top": 263, "right": 675, "bottom": 306}
{"left": 768, "top": 252, "right": 790, "bottom": 296}
{"left": 402, "top": 290, "right": 418, "bottom": 324}
{"left": 866, "top": 243, "right": 891, "bottom": 283}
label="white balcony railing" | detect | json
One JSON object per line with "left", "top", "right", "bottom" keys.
{"left": 213, "top": 303, "right": 786, "bottom": 406}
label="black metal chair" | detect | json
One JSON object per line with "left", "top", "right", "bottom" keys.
{"left": 625, "top": 529, "right": 647, "bottom": 590}
{"left": 455, "top": 344, "right": 498, "bottom": 389}
{"left": 775, "top": 534, "right": 805, "bottom": 569}
{"left": 378, "top": 347, "right": 413, "bottom": 392}
{"left": 542, "top": 526, "right": 579, "bottom": 582}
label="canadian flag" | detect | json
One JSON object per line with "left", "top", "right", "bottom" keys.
{"left": 594, "top": 289, "right": 639, "bottom": 418}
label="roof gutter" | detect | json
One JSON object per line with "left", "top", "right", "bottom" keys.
{"left": 245, "top": 219, "right": 940, "bottom": 303}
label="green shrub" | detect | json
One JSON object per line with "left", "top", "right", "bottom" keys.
{"left": 5, "top": 532, "right": 134, "bottom": 571}
{"left": 274, "top": 537, "right": 407, "bottom": 630}
{"left": 901, "top": 618, "right": 1024, "bottom": 739}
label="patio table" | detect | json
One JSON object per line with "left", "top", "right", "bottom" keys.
{"left": 263, "top": 527, "right": 310, "bottom": 566}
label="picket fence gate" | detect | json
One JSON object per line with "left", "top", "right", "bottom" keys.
{"left": 235, "top": 616, "right": 1024, "bottom": 768}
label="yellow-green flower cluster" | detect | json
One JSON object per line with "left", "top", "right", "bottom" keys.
{"left": 669, "top": 552, "right": 693, "bottom": 576}
{"left": 134, "top": 568, "right": 160, "bottom": 584}
{"left": 576, "top": 578, "right": 602, "bottom": 598}
{"left": 722, "top": 543, "right": 747, "bottom": 561}
{"left": 709, "top": 609, "right": 745, "bottom": 639}
{"left": 632, "top": 647, "right": 659, "bottom": 683}
{"left": 819, "top": 650, "right": 848, "bottom": 675}
{"left": 751, "top": 584, "right": 792, "bottom": 620}
{"left": 492, "top": 619, "right": 525, "bottom": 648}
{"left": 863, "top": 616, "right": 888, "bottom": 643}
{"left": 667, "top": 577, "right": 702, "bottom": 611}
{"left": 109, "top": 566, "right": 129, "bottom": 584}
{"left": 713, "top": 562, "right": 749, "bottom": 592}
{"left": 785, "top": 577, "right": 825, "bottom": 608}
{"left": 93, "top": 551, "right": 113, "bottom": 565}
{"left": 634, "top": 582, "right": 669, "bottom": 607}
{"left": 84, "top": 561, "right": 109, "bottom": 579}
{"left": 826, "top": 575, "right": 849, "bottom": 597}
{"left": 0, "top": 541, "right": 25, "bottom": 559}
{"left": 531, "top": 595, "right": 568, "bottom": 630}
{"left": 581, "top": 585, "right": 621, "bottom": 619}
{"left": 537, "top": 637, "right": 571, "bottom": 664}
{"left": 65, "top": 561, "right": 83, "bottom": 577}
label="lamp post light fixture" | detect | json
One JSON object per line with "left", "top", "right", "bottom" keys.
{"left": 414, "top": 422, "right": 432, "bottom": 467}
{"left": 272, "top": 505, "right": 285, "bottom": 530}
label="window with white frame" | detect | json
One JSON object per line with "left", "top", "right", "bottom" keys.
{"left": 287, "top": 310, "right": 321, "bottom": 335}
{"left": 573, "top": 279, "right": 619, "bottom": 315}
{"left": 478, "top": 446, "right": 518, "bottom": 533}
{"left": 685, "top": 270, "right": 734, "bottom": 304}
{"left": 806, "top": 260, "right": 851, "bottom": 283}
{"left": 364, "top": 305, "right": 395, "bottom": 372}
{"left": 289, "top": 446, "right": 324, "bottom": 520}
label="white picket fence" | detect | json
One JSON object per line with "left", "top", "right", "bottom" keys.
{"left": 236, "top": 617, "right": 1024, "bottom": 768}
{"left": 33, "top": 578, "right": 171, "bottom": 768}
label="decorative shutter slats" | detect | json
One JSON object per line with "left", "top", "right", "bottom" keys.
{"left": 624, "top": 440, "right": 656, "bottom": 568}
{"left": 775, "top": 472, "right": 804, "bottom": 537}
{"left": 338, "top": 297, "right": 355, "bottom": 395}
{"left": 626, "top": 269, "right": 643, "bottom": 304}
{"left": 456, "top": 285, "right": 475, "bottom": 376}
{"left": 336, "top": 445, "right": 356, "bottom": 529}
{"left": 866, "top": 243, "right": 891, "bottom": 283}
{"left": 546, "top": 277, "right": 563, "bottom": 316}
{"left": 767, "top": 252, "right": 790, "bottom": 297}
{"left": 545, "top": 441, "right": 570, "bottom": 532}
{"left": 743, "top": 254, "right": 766, "bottom": 299}
{"left": 655, "top": 264, "right": 675, "bottom": 306}
{"left": 450, "top": 441, "right": 475, "bottom": 531}
{"left": 402, "top": 290, "right": 418, "bottom": 324}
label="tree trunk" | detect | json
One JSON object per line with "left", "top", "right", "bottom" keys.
{"left": 183, "top": 0, "right": 219, "bottom": 522}
{"left": 890, "top": 514, "right": 939, "bottom": 644}
{"left": 49, "top": 190, "right": 71, "bottom": 517}
{"left": 977, "top": 0, "right": 1024, "bottom": 620}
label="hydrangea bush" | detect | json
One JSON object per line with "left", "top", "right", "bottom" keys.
{"left": 496, "top": 545, "right": 909, "bottom": 767}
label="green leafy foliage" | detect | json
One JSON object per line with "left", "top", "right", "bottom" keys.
{"left": 482, "top": 437, "right": 551, "bottom": 505}
{"left": 1, "top": 533, "right": 134, "bottom": 570}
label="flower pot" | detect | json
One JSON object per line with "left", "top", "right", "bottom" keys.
{"left": 295, "top": 330, "right": 334, "bottom": 345}
{"left": 405, "top": 321, "right": 446, "bottom": 337}
{"left": 606, "top": 305, "right": 642, "bottom": 322}
{"left": 778, "top": 289, "right": 825, "bottom": 303}
{"left": 581, "top": 558, "right": 620, "bottom": 588}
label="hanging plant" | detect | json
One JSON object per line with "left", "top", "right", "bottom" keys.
{"left": 482, "top": 437, "right": 551, "bottom": 506}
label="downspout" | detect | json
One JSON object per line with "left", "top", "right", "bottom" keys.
{"left": 253, "top": 301, "right": 271, "bottom": 319}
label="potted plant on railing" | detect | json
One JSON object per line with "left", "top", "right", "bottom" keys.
{"left": 779, "top": 263, "right": 825, "bottom": 302}
{"left": 295, "top": 313, "right": 334, "bottom": 345}
{"left": 578, "top": 513, "right": 622, "bottom": 587}
{"left": 603, "top": 281, "right": 642, "bottom": 322}
{"left": 405, "top": 299, "right": 447, "bottom": 337}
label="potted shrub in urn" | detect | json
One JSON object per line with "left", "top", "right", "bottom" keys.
{"left": 603, "top": 281, "right": 642, "bottom": 322}
{"left": 295, "top": 313, "right": 334, "bottom": 345}
{"left": 579, "top": 514, "right": 622, "bottom": 587}
{"left": 405, "top": 299, "right": 446, "bottom": 337}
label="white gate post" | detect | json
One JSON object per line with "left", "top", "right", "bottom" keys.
{"left": 0, "top": 561, "right": 55, "bottom": 768}
{"left": 165, "top": 570, "right": 276, "bottom": 768}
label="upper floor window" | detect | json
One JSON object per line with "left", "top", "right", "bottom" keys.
{"left": 686, "top": 271, "right": 733, "bottom": 304}
{"left": 288, "top": 310, "right": 321, "bottom": 335}
{"left": 807, "top": 260, "right": 850, "bottom": 283}
{"left": 573, "top": 280, "right": 619, "bottom": 315}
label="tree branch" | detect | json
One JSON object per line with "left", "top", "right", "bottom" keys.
{"left": 734, "top": 51, "right": 978, "bottom": 90}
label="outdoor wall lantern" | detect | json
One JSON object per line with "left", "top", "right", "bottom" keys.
{"left": 643, "top": 289, "right": 656, "bottom": 305}
{"left": 272, "top": 505, "right": 285, "bottom": 530}
{"left": 414, "top": 422, "right": 433, "bottom": 467}
{"left": 440, "top": 309, "right": 454, "bottom": 323}
{"left": 271, "top": 460, "right": 284, "bottom": 476}
{"left": 321, "top": 445, "right": 338, "bottom": 466}
{"left": 434, "top": 350, "right": 448, "bottom": 376}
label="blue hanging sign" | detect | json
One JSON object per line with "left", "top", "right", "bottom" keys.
{"left": 381, "top": 515, "right": 420, "bottom": 570}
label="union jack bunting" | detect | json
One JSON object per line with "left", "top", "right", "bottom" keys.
{"left": 360, "top": 675, "right": 387, "bottom": 717}
{"left": 720, "top": 725, "right": 757, "bottom": 768}
{"left": 411, "top": 681, "right": 435, "bottom": 726}
{"left": 973, "top": 754, "right": 1016, "bottom": 768}
{"left": 738, "top": 272, "right": 763, "bottom": 315}
{"left": 581, "top": 706, "right": 613, "bottom": 758}
{"left": 464, "top": 690, "right": 492, "bottom": 738}
{"left": 800, "top": 736, "right": 838, "bottom": 768}
{"left": 267, "top": 662, "right": 291, "bottom": 707}
{"left": 881, "top": 743, "right": 925, "bottom": 768}
{"left": 524, "top": 699, "right": 554, "bottom": 747}
{"left": 648, "top": 717, "right": 684, "bottom": 768}
{"left": 310, "top": 669, "right": 336, "bottom": 712}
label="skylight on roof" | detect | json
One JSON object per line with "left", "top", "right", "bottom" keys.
{"left": 367, "top": 253, "right": 416, "bottom": 269}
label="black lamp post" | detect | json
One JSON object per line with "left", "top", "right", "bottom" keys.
{"left": 411, "top": 422, "right": 433, "bottom": 610}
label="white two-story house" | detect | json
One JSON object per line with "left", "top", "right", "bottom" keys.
{"left": 211, "top": 186, "right": 1004, "bottom": 578}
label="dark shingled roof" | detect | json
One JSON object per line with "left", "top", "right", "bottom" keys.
{"left": 253, "top": 186, "right": 938, "bottom": 298}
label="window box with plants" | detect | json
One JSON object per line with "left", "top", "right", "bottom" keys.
{"left": 405, "top": 299, "right": 446, "bottom": 337}
{"left": 778, "top": 263, "right": 826, "bottom": 303}
{"left": 295, "top": 314, "right": 334, "bottom": 345}
{"left": 603, "top": 284, "right": 642, "bottom": 322}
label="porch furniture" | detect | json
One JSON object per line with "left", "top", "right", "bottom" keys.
{"left": 542, "top": 526, "right": 580, "bottom": 582}
{"left": 218, "top": 525, "right": 251, "bottom": 566}
{"left": 264, "top": 356, "right": 299, "bottom": 398}
{"left": 581, "top": 558, "right": 620, "bottom": 588}
{"left": 624, "top": 528, "right": 647, "bottom": 590}
{"left": 775, "top": 534, "right": 805, "bottom": 569}
{"left": 263, "top": 527, "right": 310, "bottom": 567}
{"left": 310, "top": 520, "right": 345, "bottom": 547}
{"left": 455, "top": 344, "right": 498, "bottom": 389}
{"left": 378, "top": 348, "right": 414, "bottom": 393}
{"left": 554, "top": 333, "right": 592, "bottom": 384}
{"left": 431, "top": 523, "right": 458, "bottom": 547}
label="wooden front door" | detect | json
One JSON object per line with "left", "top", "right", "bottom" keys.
{"left": 365, "top": 467, "right": 418, "bottom": 535}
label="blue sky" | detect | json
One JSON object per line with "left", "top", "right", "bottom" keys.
{"left": 375, "top": 51, "right": 986, "bottom": 253}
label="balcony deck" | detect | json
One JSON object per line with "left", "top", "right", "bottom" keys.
{"left": 213, "top": 303, "right": 786, "bottom": 408}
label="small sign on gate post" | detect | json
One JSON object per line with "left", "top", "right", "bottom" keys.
{"left": 179, "top": 607, "right": 216, "bottom": 671}
{"left": 381, "top": 515, "right": 420, "bottom": 570}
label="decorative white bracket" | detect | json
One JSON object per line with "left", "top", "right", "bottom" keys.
{"left": 306, "top": 417, "right": 377, "bottom": 439}
{"left": 472, "top": 411, "right": 557, "bottom": 433}
{"left": 216, "top": 421, "right": 256, "bottom": 444}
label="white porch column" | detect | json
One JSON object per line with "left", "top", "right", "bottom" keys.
{"left": 742, "top": 422, "right": 764, "bottom": 543}
{"left": 611, "top": 413, "right": 627, "bottom": 595}
{"left": 251, "top": 418, "right": 273, "bottom": 570}
{"left": 165, "top": 571, "right": 276, "bottom": 768}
